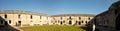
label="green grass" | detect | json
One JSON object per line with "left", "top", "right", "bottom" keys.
{"left": 20, "top": 25, "right": 90, "bottom": 31}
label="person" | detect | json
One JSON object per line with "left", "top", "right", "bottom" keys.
{"left": 92, "top": 23, "right": 95, "bottom": 31}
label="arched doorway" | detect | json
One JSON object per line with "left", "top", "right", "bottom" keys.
{"left": 69, "top": 20, "right": 72, "bottom": 25}
{"left": 116, "top": 14, "right": 120, "bottom": 30}
{"left": 18, "top": 21, "right": 21, "bottom": 26}
{"left": 60, "top": 21, "right": 63, "bottom": 24}
{"left": 78, "top": 21, "right": 81, "bottom": 25}
{"left": 5, "top": 21, "right": 8, "bottom": 25}
{"left": 75, "top": 21, "right": 78, "bottom": 25}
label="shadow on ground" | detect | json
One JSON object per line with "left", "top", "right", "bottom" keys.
{"left": 0, "top": 16, "right": 19, "bottom": 31}
{"left": 80, "top": 26, "right": 91, "bottom": 31}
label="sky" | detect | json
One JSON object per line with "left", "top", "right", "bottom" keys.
{"left": 0, "top": 0, "right": 118, "bottom": 15}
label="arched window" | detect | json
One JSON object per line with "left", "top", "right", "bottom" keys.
{"left": 88, "top": 17, "right": 90, "bottom": 20}
{"left": 40, "top": 16, "right": 41, "bottom": 19}
{"left": 82, "top": 21, "right": 84, "bottom": 23}
{"left": 76, "top": 21, "right": 78, "bottom": 23}
{"left": 61, "top": 17, "right": 62, "bottom": 20}
{"left": 85, "top": 21, "right": 87, "bottom": 23}
{"left": 4, "top": 14, "right": 7, "bottom": 18}
{"left": 9, "top": 20, "right": 11, "bottom": 24}
{"left": 79, "top": 17, "right": 81, "bottom": 20}
{"left": 47, "top": 17, "right": 48, "bottom": 20}
{"left": 18, "top": 14, "right": 20, "bottom": 19}
{"left": 69, "top": 16, "right": 72, "bottom": 19}
{"left": 30, "top": 15, "right": 32, "bottom": 19}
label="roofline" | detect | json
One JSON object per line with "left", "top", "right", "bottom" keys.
{"left": 0, "top": 10, "right": 96, "bottom": 17}
{"left": 0, "top": 10, "right": 48, "bottom": 16}
{"left": 50, "top": 14, "right": 96, "bottom": 17}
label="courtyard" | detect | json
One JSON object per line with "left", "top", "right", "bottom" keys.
{"left": 20, "top": 25, "right": 90, "bottom": 31}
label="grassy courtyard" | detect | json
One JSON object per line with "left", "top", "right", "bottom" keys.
{"left": 20, "top": 25, "right": 90, "bottom": 31}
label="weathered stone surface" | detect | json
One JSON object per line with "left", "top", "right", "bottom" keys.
{"left": 89, "top": 1, "right": 120, "bottom": 31}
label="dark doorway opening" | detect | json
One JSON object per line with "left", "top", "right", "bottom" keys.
{"left": 9, "top": 20, "right": 11, "bottom": 24}
{"left": 0, "top": 20, "right": 3, "bottom": 24}
{"left": 76, "top": 21, "right": 78, "bottom": 24}
{"left": 116, "top": 14, "right": 120, "bottom": 30}
{"left": 78, "top": 21, "right": 81, "bottom": 25}
{"left": 60, "top": 21, "right": 63, "bottom": 24}
{"left": 5, "top": 21, "right": 8, "bottom": 25}
{"left": 69, "top": 20, "right": 72, "bottom": 24}
{"left": 18, "top": 21, "right": 21, "bottom": 26}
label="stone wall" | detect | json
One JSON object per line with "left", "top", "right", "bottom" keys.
{"left": 89, "top": 1, "right": 120, "bottom": 31}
